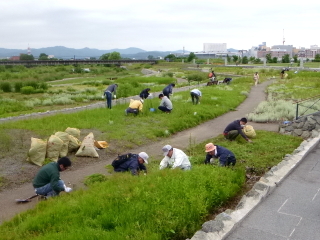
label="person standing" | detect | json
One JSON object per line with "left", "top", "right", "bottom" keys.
{"left": 33, "top": 157, "right": 72, "bottom": 198}
{"left": 253, "top": 72, "right": 259, "bottom": 86}
{"left": 158, "top": 93, "right": 173, "bottom": 113}
{"left": 125, "top": 99, "right": 144, "bottom": 115}
{"left": 162, "top": 83, "right": 175, "bottom": 99}
{"left": 104, "top": 84, "right": 118, "bottom": 109}
{"left": 190, "top": 89, "right": 202, "bottom": 105}
{"left": 113, "top": 152, "right": 149, "bottom": 175}
{"left": 204, "top": 143, "right": 236, "bottom": 166}
{"left": 223, "top": 118, "right": 252, "bottom": 142}
{"left": 160, "top": 145, "right": 191, "bottom": 170}
{"left": 139, "top": 88, "right": 151, "bottom": 99}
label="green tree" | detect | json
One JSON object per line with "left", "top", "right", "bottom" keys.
{"left": 227, "top": 54, "right": 231, "bottom": 63}
{"left": 20, "top": 54, "right": 34, "bottom": 61}
{"left": 99, "top": 52, "right": 121, "bottom": 60}
{"left": 108, "top": 51, "right": 121, "bottom": 60}
{"left": 100, "top": 53, "right": 110, "bottom": 60}
{"left": 164, "top": 54, "right": 176, "bottom": 62}
{"left": 187, "top": 52, "right": 196, "bottom": 62}
{"left": 313, "top": 54, "right": 320, "bottom": 62}
{"left": 249, "top": 56, "right": 255, "bottom": 62}
{"left": 293, "top": 54, "right": 298, "bottom": 63}
{"left": 253, "top": 58, "right": 262, "bottom": 64}
{"left": 281, "top": 54, "right": 290, "bottom": 63}
{"left": 39, "top": 53, "right": 48, "bottom": 60}
{"left": 147, "top": 55, "right": 154, "bottom": 60}
{"left": 265, "top": 53, "right": 272, "bottom": 63}
{"left": 272, "top": 57, "right": 278, "bottom": 63}
{"left": 241, "top": 56, "right": 248, "bottom": 64}
{"left": 232, "top": 55, "right": 239, "bottom": 63}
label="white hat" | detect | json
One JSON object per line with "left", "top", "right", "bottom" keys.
{"left": 138, "top": 152, "right": 149, "bottom": 164}
{"left": 162, "top": 145, "right": 172, "bottom": 156}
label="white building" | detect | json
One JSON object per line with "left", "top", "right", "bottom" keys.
{"left": 203, "top": 43, "right": 227, "bottom": 53}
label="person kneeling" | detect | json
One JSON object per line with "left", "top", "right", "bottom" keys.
{"left": 112, "top": 152, "right": 149, "bottom": 175}
{"left": 125, "top": 99, "right": 144, "bottom": 116}
{"left": 158, "top": 94, "right": 173, "bottom": 113}
{"left": 204, "top": 143, "right": 236, "bottom": 166}
{"left": 33, "top": 157, "right": 72, "bottom": 198}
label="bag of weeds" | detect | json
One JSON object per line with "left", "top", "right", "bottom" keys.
{"left": 112, "top": 153, "right": 132, "bottom": 168}
{"left": 243, "top": 125, "right": 256, "bottom": 138}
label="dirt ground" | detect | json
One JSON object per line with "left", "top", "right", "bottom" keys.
{"left": 0, "top": 79, "right": 279, "bottom": 224}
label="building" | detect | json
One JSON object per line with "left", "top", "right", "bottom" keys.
{"left": 203, "top": 43, "right": 227, "bottom": 53}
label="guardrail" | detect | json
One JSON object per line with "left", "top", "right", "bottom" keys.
{"left": 0, "top": 59, "right": 157, "bottom": 66}
{"left": 295, "top": 94, "right": 320, "bottom": 119}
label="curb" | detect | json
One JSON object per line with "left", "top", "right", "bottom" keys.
{"left": 188, "top": 134, "right": 320, "bottom": 240}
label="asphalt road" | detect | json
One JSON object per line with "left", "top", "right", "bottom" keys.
{"left": 225, "top": 142, "right": 320, "bottom": 240}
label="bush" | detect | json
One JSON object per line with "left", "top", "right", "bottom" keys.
{"left": 0, "top": 82, "right": 12, "bottom": 92}
{"left": 14, "top": 82, "right": 23, "bottom": 92}
{"left": 20, "top": 86, "right": 35, "bottom": 94}
{"left": 187, "top": 73, "right": 205, "bottom": 83}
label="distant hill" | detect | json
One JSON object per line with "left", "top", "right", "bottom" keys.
{"left": 0, "top": 46, "right": 186, "bottom": 60}
{"left": 0, "top": 46, "right": 238, "bottom": 60}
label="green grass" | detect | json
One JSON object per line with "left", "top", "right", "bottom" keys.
{"left": 0, "top": 130, "right": 302, "bottom": 240}
{"left": 0, "top": 81, "right": 250, "bottom": 150}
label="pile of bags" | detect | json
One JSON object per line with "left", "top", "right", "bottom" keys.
{"left": 27, "top": 128, "right": 108, "bottom": 166}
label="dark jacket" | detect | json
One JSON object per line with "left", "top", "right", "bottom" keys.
{"left": 223, "top": 120, "right": 248, "bottom": 140}
{"left": 104, "top": 84, "right": 117, "bottom": 95}
{"left": 163, "top": 84, "right": 174, "bottom": 95}
{"left": 204, "top": 145, "right": 236, "bottom": 166}
{"left": 32, "top": 162, "right": 64, "bottom": 193}
{"left": 139, "top": 88, "right": 150, "bottom": 99}
{"left": 114, "top": 154, "right": 147, "bottom": 175}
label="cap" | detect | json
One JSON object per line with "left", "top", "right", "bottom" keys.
{"left": 162, "top": 145, "right": 172, "bottom": 156}
{"left": 138, "top": 152, "right": 149, "bottom": 164}
{"left": 140, "top": 99, "right": 144, "bottom": 103}
{"left": 205, "top": 143, "right": 216, "bottom": 152}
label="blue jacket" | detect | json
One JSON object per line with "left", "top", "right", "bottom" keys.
{"left": 163, "top": 84, "right": 174, "bottom": 95}
{"left": 114, "top": 154, "right": 147, "bottom": 175}
{"left": 204, "top": 145, "right": 236, "bottom": 166}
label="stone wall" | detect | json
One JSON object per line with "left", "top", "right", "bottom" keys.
{"left": 279, "top": 112, "right": 320, "bottom": 139}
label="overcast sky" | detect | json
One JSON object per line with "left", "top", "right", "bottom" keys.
{"left": 1, "top": 0, "right": 319, "bottom": 52}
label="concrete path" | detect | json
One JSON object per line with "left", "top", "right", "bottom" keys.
{"left": 0, "top": 80, "right": 279, "bottom": 224}
{"left": 225, "top": 142, "right": 320, "bottom": 240}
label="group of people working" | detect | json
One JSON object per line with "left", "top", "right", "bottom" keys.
{"left": 32, "top": 117, "right": 252, "bottom": 198}
{"left": 104, "top": 82, "right": 202, "bottom": 116}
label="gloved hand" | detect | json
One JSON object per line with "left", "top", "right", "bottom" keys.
{"left": 114, "top": 95, "right": 117, "bottom": 99}
{"left": 65, "top": 187, "right": 73, "bottom": 193}
{"left": 101, "top": 95, "right": 104, "bottom": 99}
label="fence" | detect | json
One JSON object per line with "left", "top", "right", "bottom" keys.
{"left": 295, "top": 94, "right": 320, "bottom": 119}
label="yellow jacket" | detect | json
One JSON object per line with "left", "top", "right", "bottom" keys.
{"left": 129, "top": 99, "right": 143, "bottom": 111}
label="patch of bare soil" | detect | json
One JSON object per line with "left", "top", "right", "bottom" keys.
{"left": 0, "top": 129, "right": 107, "bottom": 191}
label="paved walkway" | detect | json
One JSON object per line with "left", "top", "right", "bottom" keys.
{"left": 0, "top": 80, "right": 279, "bottom": 224}
{"left": 225, "top": 142, "right": 320, "bottom": 240}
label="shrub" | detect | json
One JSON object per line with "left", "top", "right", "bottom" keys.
{"left": 20, "top": 86, "right": 35, "bottom": 94}
{"left": 14, "top": 82, "right": 23, "bottom": 92}
{"left": 0, "top": 82, "right": 12, "bottom": 92}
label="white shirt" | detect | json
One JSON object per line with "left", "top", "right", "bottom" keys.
{"left": 159, "top": 148, "right": 191, "bottom": 170}
{"left": 190, "top": 89, "right": 202, "bottom": 96}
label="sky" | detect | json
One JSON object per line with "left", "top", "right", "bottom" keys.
{"left": 1, "top": 0, "right": 319, "bottom": 52}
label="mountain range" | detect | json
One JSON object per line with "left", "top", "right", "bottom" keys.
{"left": 0, "top": 46, "right": 238, "bottom": 60}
